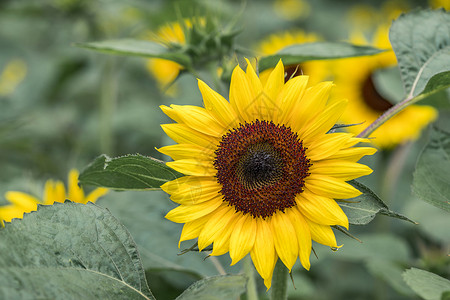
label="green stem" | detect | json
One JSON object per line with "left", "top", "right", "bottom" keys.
{"left": 99, "top": 58, "right": 117, "bottom": 155}
{"left": 244, "top": 256, "right": 259, "bottom": 300}
{"left": 357, "top": 94, "right": 416, "bottom": 138}
{"left": 270, "top": 260, "right": 288, "bottom": 300}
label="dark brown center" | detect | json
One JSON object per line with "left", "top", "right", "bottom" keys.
{"left": 214, "top": 120, "right": 311, "bottom": 218}
{"left": 361, "top": 74, "right": 393, "bottom": 112}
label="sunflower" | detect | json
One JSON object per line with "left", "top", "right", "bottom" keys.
{"left": 158, "top": 60, "right": 376, "bottom": 289}
{"left": 256, "top": 30, "right": 329, "bottom": 86}
{"left": 330, "top": 25, "right": 437, "bottom": 149}
{"left": 0, "top": 169, "right": 108, "bottom": 226}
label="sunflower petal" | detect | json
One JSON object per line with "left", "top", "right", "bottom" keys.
{"left": 326, "top": 147, "right": 377, "bottom": 162}
{"left": 165, "top": 195, "right": 223, "bottom": 223}
{"left": 179, "top": 213, "right": 211, "bottom": 247}
{"left": 306, "top": 132, "right": 354, "bottom": 161}
{"left": 229, "top": 214, "right": 257, "bottom": 265}
{"left": 296, "top": 190, "right": 349, "bottom": 229}
{"left": 198, "top": 205, "right": 236, "bottom": 251}
{"left": 309, "top": 160, "right": 373, "bottom": 181}
{"left": 271, "top": 212, "right": 298, "bottom": 271}
{"left": 305, "top": 219, "right": 338, "bottom": 248}
{"left": 230, "top": 65, "right": 255, "bottom": 122}
{"left": 198, "top": 79, "right": 238, "bottom": 129}
{"left": 305, "top": 174, "right": 361, "bottom": 199}
{"left": 285, "top": 208, "right": 312, "bottom": 270}
{"left": 277, "top": 75, "right": 309, "bottom": 125}
{"left": 161, "top": 124, "right": 217, "bottom": 149}
{"left": 250, "top": 218, "right": 277, "bottom": 286}
{"left": 157, "top": 143, "right": 214, "bottom": 160}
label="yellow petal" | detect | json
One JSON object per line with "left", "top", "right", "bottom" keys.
{"left": 271, "top": 212, "right": 298, "bottom": 271}
{"left": 306, "top": 132, "right": 354, "bottom": 161}
{"left": 168, "top": 178, "right": 221, "bottom": 205}
{"left": 165, "top": 195, "right": 223, "bottom": 223}
{"left": 305, "top": 174, "right": 361, "bottom": 199}
{"left": 291, "top": 82, "right": 333, "bottom": 133}
{"left": 161, "top": 124, "right": 218, "bottom": 149}
{"left": 261, "top": 60, "right": 285, "bottom": 119}
{"left": 301, "top": 99, "right": 348, "bottom": 143}
{"left": 4, "top": 191, "right": 39, "bottom": 212}
{"left": 296, "top": 190, "right": 349, "bottom": 229}
{"left": 179, "top": 213, "right": 211, "bottom": 247}
{"left": 198, "top": 79, "right": 238, "bottom": 129}
{"left": 167, "top": 159, "right": 216, "bottom": 176}
{"left": 0, "top": 205, "right": 28, "bottom": 223}
{"left": 158, "top": 143, "right": 214, "bottom": 161}
{"left": 161, "top": 105, "right": 184, "bottom": 124}
{"left": 285, "top": 208, "right": 311, "bottom": 270}
{"left": 166, "top": 105, "right": 225, "bottom": 137}
{"left": 229, "top": 214, "right": 257, "bottom": 265}
{"left": 68, "top": 169, "right": 84, "bottom": 203}
{"left": 211, "top": 214, "right": 240, "bottom": 256}
{"left": 250, "top": 218, "right": 277, "bottom": 284}
{"left": 198, "top": 205, "right": 236, "bottom": 251}
{"left": 276, "top": 75, "right": 309, "bottom": 125}
{"left": 161, "top": 176, "right": 214, "bottom": 194}
{"left": 244, "top": 58, "right": 263, "bottom": 100}
{"left": 85, "top": 187, "right": 109, "bottom": 204}
{"left": 326, "top": 147, "right": 377, "bottom": 162}
{"left": 305, "top": 219, "right": 338, "bottom": 247}
{"left": 230, "top": 65, "right": 255, "bottom": 122}
{"left": 309, "top": 160, "right": 373, "bottom": 181}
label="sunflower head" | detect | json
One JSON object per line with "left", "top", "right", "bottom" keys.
{"left": 0, "top": 169, "right": 108, "bottom": 226}
{"left": 158, "top": 59, "right": 376, "bottom": 289}
{"left": 330, "top": 25, "right": 437, "bottom": 148}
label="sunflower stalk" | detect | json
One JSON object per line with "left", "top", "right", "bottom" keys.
{"left": 270, "top": 260, "right": 289, "bottom": 300}
{"left": 244, "top": 256, "right": 259, "bottom": 300}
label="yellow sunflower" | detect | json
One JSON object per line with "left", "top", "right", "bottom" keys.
{"left": 330, "top": 26, "right": 437, "bottom": 149}
{"left": 158, "top": 60, "right": 376, "bottom": 289}
{"left": 0, "top": 169, "right": 108, "bottom": 226}
{"left": 256, "top": 30, "right": 329, "bottom": 86}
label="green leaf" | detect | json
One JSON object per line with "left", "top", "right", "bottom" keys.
{"left": 412, "top": 116, "right": 450, "bottom": 212}
{"left": 365, "top": 259, "right": 414, "bottom": 296}
{"left": 175, "top": 275, "right": 247, "bottom": 300}
{"left": 390, "top": 9, "right": 450, "bottom": 98}
{"left": 0, "top": 267, "right": 150, "bottom": 300}
{"left": 403, "top": 268, "right": 450, "bottom": 300}
{"left": 0, "top": 201, "right": 154, "bottom": 300}
{"left": 79, "top": 154, "right": 184, "bottom": 190}
{"left": 258, "top": 42, "right": 384, "bottom": 72}
{"left": 75, "top": 39, "right": 191, "bottom": 66}
{"left": 338, "top": 180, "right": 416, "bottom": 225}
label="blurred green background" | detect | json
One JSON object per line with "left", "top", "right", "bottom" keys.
{"left": 0, "top": 0, "right": 448, "bottom": 299}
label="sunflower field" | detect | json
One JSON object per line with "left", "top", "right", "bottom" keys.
{"left": 0, "top": 0, "right": 449, "bottom": 299}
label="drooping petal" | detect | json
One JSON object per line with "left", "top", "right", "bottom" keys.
{"left": 296, "top": 190, "right": 349, "bottom": 229}
{"left": 229, "top": 214, "right": 257, "bottom": 265}
{"left": 198, "top": 205, "right": 236, "bottom": 251}
{"left": 285, "top": 208, "right": 312, "bottom": 270}
{"left": 305, "top": 219, "right": 339, "bottom": 248}
{"left": 165, "top": 195, "right": 223, "bottom": 223}
{"left": 305, "top": 174, "right": 361, "bottom": 199}
{"left": 179, "top": 213, "right": 211, "bottom": 247}
{"left": 271, "top": 212, "right": 298, "bottom": 271}
{"left": 250, "top": 218, "right": 277, "bottom": 287}
{"left": 198, "top": 79, "right": 239, "bottom": 129}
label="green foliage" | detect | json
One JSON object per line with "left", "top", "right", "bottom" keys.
{"left": 413, "top": 114, "right": 450, "bottom": 212}
{"left": 403, "top": 268, "right": 450, "bottom": 300}
{"left": 258, "top": 42, "right": 384, "bottom": 72}
{"left": 175, "top": 275, "right": 247, "bottom": 300}
{"left": 339, "top": 180, "right": 416, "bottom": 225}
{"left": 79, "top": 154, "right": 183, "bottom": 190}
{"left": 76, "top": 39, "right": 192, "bottom": 67}
{"left": 390, "top": 9, "right": 450, "bottom": 99}
{"left": 0, "top": 201, "right": 155, "bottom": 300}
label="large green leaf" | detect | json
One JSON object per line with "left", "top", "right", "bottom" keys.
{"left": 412, "top": 115, "right": 450, "bottom": 212}
{"left": 338, "top": 180, "right": 416, "bottom": 225}
{"left": 258, "top": 42, "right": 383, "bottom": 72}
{"left": 175, "top": 275, "right": 247, "bottom": 300}
{"left": 75, "top": 39, "right": 191, "bottom": 67}
{"left": 0, "top": 201, "right": 154, "bottom": 300}
{"left": 390, "top": 9, "right": 450, "bottom": 98}
{"left": 403, "top": 268, "right": 450, "bottom": 300}
{"left": 79, "top": 154, "right": 183, "bottom": 190}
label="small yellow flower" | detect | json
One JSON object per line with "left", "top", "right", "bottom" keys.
{"left": 159, "top": 60, "right": 376, "bottom": 289}
{"left": 0, "top": 59, "right": 27, "bottom": 97}
{"left": 273, "top": 0, "right": 311, "bottom": 21}
{"left": 330, "top": 25, "right": 437, "bottom": 149}
{"left": 0, "top": 169, "right": 108, "bottom": 226}
{"left": 256, "top": 30, "right": 329, "bottom": 85}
